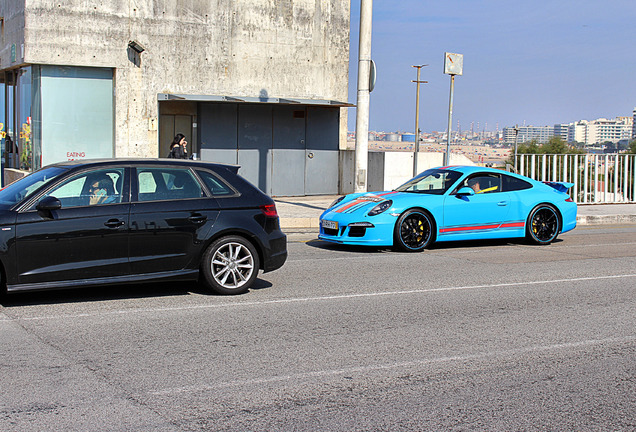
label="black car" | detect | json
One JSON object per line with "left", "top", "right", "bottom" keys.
{"left": 0, "top": 159, "right": 287, "bottom": 295}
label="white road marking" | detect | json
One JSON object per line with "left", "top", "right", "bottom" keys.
{"left": 2, "top": 273, "right": 635, "bottom": 322}
{"left": 148, "top": 335, "right": 636, "bottom": 395}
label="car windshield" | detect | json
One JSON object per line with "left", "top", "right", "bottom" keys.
{"left": 395, "top": 169, "right": 462, "bottom": 195}
{"left": 0, "top": 166, "right": 68, "bottom": 209}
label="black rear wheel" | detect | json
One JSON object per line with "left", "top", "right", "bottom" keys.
{"left": 394, "top": 209, "right": 434, "bottom": 252}
{"left": 201, "top": 236, "right": 260, "bottom": 295}
{"left": 526, "top": 204, "right": 560, "bottom": 245}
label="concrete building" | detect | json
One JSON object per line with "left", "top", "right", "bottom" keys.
{"left": 0, "top": 1, "right": 351, "bottom": 195}
{"left": 632, "top": 108, "right": 636, "bottom": 140}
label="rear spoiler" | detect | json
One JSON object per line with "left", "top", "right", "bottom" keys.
{"left": 543, "top": 181, "right": 574, "bottom": 193}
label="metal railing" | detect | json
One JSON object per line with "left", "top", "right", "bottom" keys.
{"left": 515, "top": 154, "right": 636, "bottom": 204}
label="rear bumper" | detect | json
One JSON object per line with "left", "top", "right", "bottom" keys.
{"left": 560, "top": 202, "right": 578, "bottom": 234}
{"left": 262, "top": 232, "right": 287, "bottom": 272}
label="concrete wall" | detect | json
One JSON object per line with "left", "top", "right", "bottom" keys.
{"left": 0, "top": 1, "right": 25, "bottom": 67}
{"left": 10, "top": 0, "right": 350, "bottom": 157}
{"left": 340, "top": 151, "right": 475, "bottom": 194}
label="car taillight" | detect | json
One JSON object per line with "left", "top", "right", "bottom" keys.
{"left": 565, "top": 197, "right": 573, "bottom": 202}
{"left": 260, "top": 204, "right": 278, "bottom": 218}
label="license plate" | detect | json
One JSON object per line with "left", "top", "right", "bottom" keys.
{"left": 321, "top": 219, "right": 338, "bottom": 230}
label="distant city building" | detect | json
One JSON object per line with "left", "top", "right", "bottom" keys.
{"left": 503, "top": 126, "right": 554, "bottom": 144}
{"left": 505, "top": 116, "right": 633, "bottom": 146}
{"left": 584, "top": 117, "right": 632, "bottom": 145}
{"left": 554, "top": 124, "right": 569, "bottom": 141}
{"left": 568, "top": 121, "right": 588, "bottom": 144}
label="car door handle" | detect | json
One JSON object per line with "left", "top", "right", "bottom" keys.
{"left": 104, "top": 219, "right": 125, "bottom": 228}
{"left": 497, "top": 201, "right": 508, "bottom": 206}
{"left": 188, "top": 214, "right": 207, "bottom": 224}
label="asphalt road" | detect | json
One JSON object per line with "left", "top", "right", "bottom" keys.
{"left": 1, "top": 225, "right": 635, "bottom": 431}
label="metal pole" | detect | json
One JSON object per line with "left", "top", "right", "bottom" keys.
{"left": 354, "top": 0, "right": 373, "bottom": 193}
{"left": 444, "top": 74, "right": 455, "bottom": 166}
{"left": 514, "top": 126, "right": 519, "bottom": 172}
{"left": 412, "top": 65, "right": 427, "bottom": 177}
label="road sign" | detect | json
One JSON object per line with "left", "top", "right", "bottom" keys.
{"left": 444, "top": 52, "right": 463, "bottom": 76}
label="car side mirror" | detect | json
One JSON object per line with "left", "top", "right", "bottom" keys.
{"left": 36, "top": 196, "right": 62, "bottom": 211}
{"left": 456, "top": 186, "right": 475, "bottom": 196}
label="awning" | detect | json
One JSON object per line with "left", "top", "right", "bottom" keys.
{"left": 158, "top": 93, "right": 354, "bottom": 107}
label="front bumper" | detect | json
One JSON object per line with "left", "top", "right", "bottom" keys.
{"left": 318, "top": 213, "right": 397, "bottom": 247}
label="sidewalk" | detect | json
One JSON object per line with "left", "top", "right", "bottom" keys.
{"left": 274, "top": 195, "right": 636, "bottom": 230}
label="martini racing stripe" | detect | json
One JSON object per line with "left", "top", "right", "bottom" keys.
{"left": 334, "top": 191, "right": 398, "bottom": 214}
{"left": 439, "top": 221, "right": 525, "bottom": 234}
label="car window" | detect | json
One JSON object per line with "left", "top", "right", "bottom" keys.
{"left": 0, "top": 166, "right": 68, "bottom": 209}
{"left": 196, "top": 170, "right": 236, "bottom": 196}
{"left": 395, "top": 169, "right": 462, "bottom": 195}
{"left": 502, "top": 174, "right": 532, "bottom": 192}
{"left": 136, "top": 167, "right": 204, "bottom": 201}
{"left": 462, "top": 174, "right": 501, "bottom": 194}
{"left": 32, "top": 168, "right": 124, "bottom": 209}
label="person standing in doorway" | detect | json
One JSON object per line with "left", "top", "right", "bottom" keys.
{"left": 167, "top": 133, "right": 188, "bottom": 159}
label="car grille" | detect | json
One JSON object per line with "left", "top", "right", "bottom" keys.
{"left": 323, "top": 227, "right": 339, "bottom": 236}
{"left": 348, "top": 226, "right": 366, "bottom": 237}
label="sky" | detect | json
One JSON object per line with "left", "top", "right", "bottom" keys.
{"left": 348, "top": 0, "right": 636, "bottom": 134}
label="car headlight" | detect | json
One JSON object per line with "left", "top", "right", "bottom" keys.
{"left": 329, "top": 196, "right": 346, "bottom": 208}
{"left": 368, "top": 200, "right": 392, "bottom": 216}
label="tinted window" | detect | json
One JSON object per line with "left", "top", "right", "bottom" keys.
{"left": 33, "top": 168, "right": 124, "bottom": 209}
{"left": 136, "top": 167, "right": 203, "bottom": 202}
{"left": 196, "top": 170, "right": 235, "bottom": 196}
{"left": 502, "top": 174, "right": 532, "bottom": 192}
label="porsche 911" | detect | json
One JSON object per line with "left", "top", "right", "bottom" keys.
{"left": 319, "top": 165, "right": 576, "bottom": 251}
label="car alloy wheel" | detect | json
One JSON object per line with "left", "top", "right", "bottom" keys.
{"left": 202, "top": 236, "right": 260, "bottom": 294}
{"left": 527, "top": 205, "right": 560, "bottom": 245}
{"left": 395, "top": 209, "right": 433, "bottom": 252}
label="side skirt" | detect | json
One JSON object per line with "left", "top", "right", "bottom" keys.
{"left": 7, "top": 269, "right": 200, "bottom": 293}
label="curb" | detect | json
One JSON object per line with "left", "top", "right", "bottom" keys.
{"left": 280, "top": 217, "right": 321, "bottom": 229}
{"left": 281, "top": 215, "right": 636, "bottom": 230}
{"left": 576, "top": 214, "right": 636, "bottom": 225}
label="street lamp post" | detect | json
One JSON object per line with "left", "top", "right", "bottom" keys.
{"left": 412, "top": 64, "right": 428, "bottom": 177}
{"left": 354, "top": 0, "right": 373, "bottom": 193}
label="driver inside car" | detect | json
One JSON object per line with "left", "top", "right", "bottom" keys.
{"left": 89, "top": 176, "right": 118, "bottom": 205}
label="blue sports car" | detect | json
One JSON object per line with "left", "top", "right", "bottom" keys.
{"left": 319, "top": 166, "right": 577, "bottom": 251}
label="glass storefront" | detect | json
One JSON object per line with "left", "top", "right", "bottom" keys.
{"left": 39, "top": 66, "right": 114, "bottom": 167}
{"left": 1, "top": 65, "right": 114, "bottom": 185}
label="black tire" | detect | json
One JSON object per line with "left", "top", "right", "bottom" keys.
{"left": 201, "top": 235, "right": 260, "bottom": 295}
{"left": 394, "top": 209, "right": 434, "bottom": 252}
{"left": 526, "top": 204, "right": 560, "bottom": 245}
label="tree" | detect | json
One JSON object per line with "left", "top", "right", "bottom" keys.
{"left": 507, "top": 137, "right": 584, "bottom": 165}
{"left": 542, "top": 137, "right": 583, "bottom": 154}
{"left": 629, "top": 140, "right": 636, "bottom": 154}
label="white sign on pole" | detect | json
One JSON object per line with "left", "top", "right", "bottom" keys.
{"left": 444, "top": 52, "right": 463, "bottom": 76}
